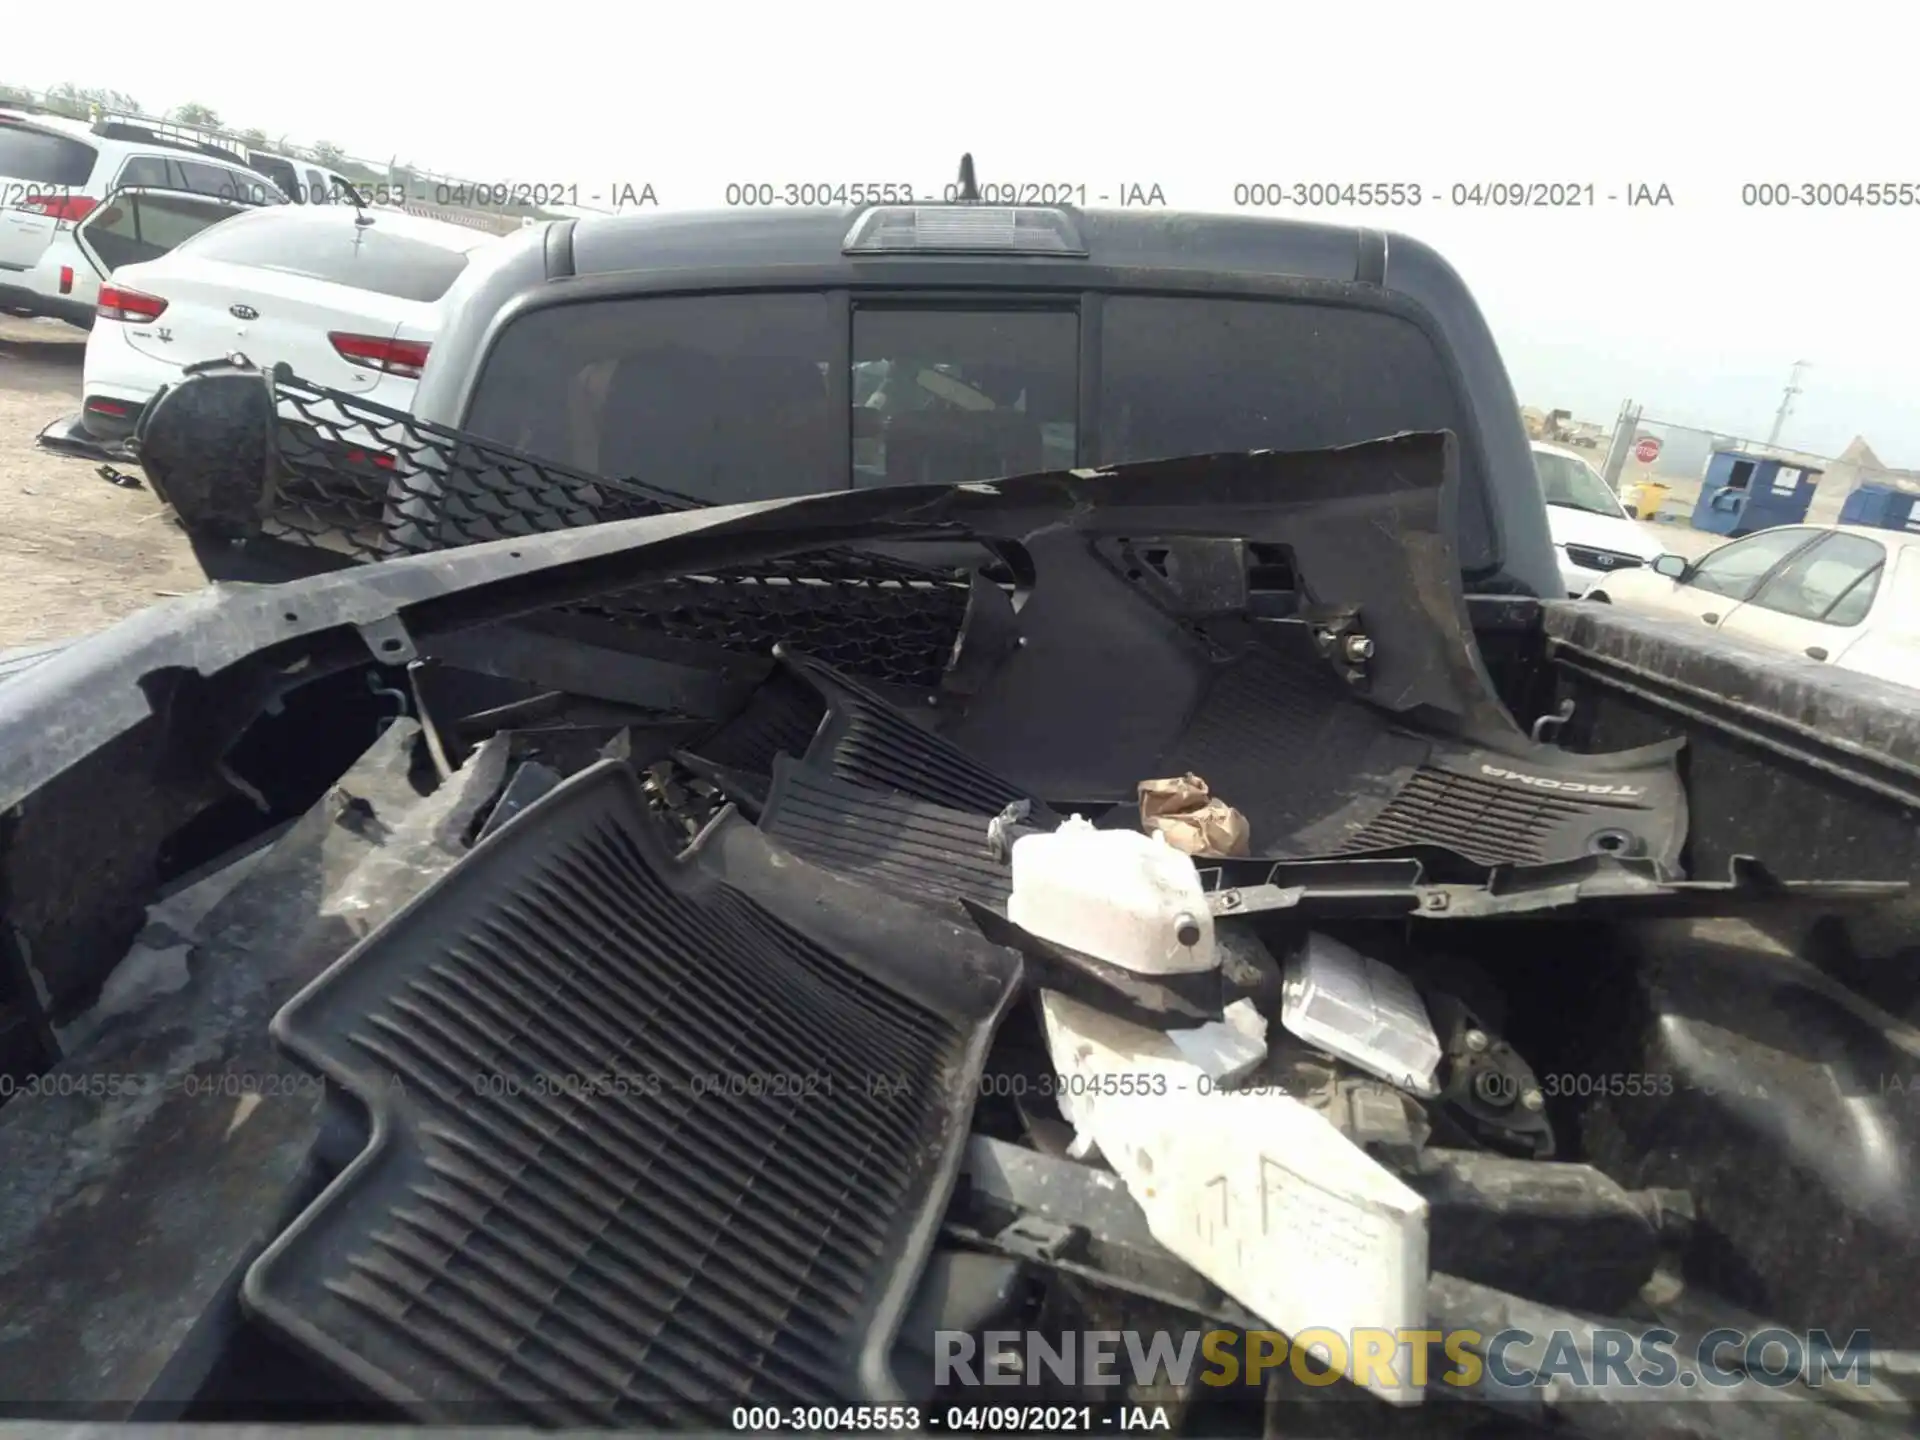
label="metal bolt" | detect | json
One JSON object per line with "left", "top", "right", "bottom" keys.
{"left": 1424, "top": 891, "right": 1450, "bottom": 911}
{"left": 1464, "top": 1029, "right": 1489, "bottom": 1053}
{"left": 1174, "top": 913, "right": 1202, "bottom": 947}
{"left": 1217, "top": 890, "right": 1243, "bottom": 910}
{"left": 1343, "top": 634, "right": 1376, "bottom": 662}
{"left": 1521, "top": 1087, "right": 1546, "bottom": 1113}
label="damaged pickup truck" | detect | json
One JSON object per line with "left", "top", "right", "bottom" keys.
{"left": 4, "top": 200, "right": 1920, "bottom": 1440}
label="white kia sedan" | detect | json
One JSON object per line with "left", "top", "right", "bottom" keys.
{"left": 1530, "top": 441, "right": 1667, "bottom": 596}
{"left": 1587, "top": 522, "right": 1920, "bottom": 689}
{"left": 76, "top": 203, "right": 499, "bottom": 442}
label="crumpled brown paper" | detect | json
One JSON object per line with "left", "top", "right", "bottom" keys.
{"left": 1137, "top": 773, "right": 1250, "bottom": 858}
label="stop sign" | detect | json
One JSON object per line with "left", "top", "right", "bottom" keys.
{"left": 1633, "top": 436, "right": 1662, "bottom": 464}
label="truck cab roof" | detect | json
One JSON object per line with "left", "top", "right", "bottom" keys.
{"left": 409, "top": 204, "right": 1559, "bottom": 596}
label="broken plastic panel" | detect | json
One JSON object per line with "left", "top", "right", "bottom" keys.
{"left": 1167, "top": 997, "right": 1268, "bottom": 1087}
{"left": 1281, "top": 932, "right": 1444, "bottom": 1098}
{"left": 1007, "top": 816, "right": 1217, "bottom": 975}
{"left": 1038, "top": 990, "right": 1430, "bottom": 1407}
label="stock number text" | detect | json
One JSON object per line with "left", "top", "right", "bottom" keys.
{"left": 1743, "top": 182, "right": 1920, "bottom": 207}
{"left": 726, "top": 182, "right": 916, "bottom": 207}
{"left": 1234, "top": 181, "right": 1422, "bottom": 207}
{"left": 732, "top": 1406, "right": 921, "bottom": 1431}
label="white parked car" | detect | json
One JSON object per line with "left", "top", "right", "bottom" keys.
{"left": 1530, "top": 441, "right": 1667, "bottom": 596}
{"left": 78, "top": 204, "right": 498, "bottom": 443}
{"left": 1587, "top": 523, "right": 1920, "bottom": 688}
{"left": 1, "top": 108, "right": 283, "bottom": 328}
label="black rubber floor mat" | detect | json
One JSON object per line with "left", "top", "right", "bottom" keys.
{"left": 1164, "top": 637, "right": 1431, "bottom": 854}
{"left": 1163, "top": 632, "right": 1686, "bottom": 872}
{"left": 781, "top": 650, "right": 1058, "bottom": 823}
{"left": 686, "top": 665, "right": 826, "bottom": 777}
{"left": 243, "top": 761, "right": 1021, "bottom": 1425}
{"left": 1335, "top": 745, "right": 1686, "bottom": 869}
{"left": 757, "top": 754, "right": 1020, "bottom": 911}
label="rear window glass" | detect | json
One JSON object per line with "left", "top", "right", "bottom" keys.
{"left": 852, "top": 309, "right": 1078, "bottom": 487}
{"left": 0, "top": 125, "right": 96, "bottom": 187}
{"left": 117, "top": 155, "right": 176, "bottom": 188}
{"left": 174, "top": 159, "right": 278, "bottom": 205}
{"left": 79, "top": 191, "right": 245, "bottom": 270}
{"left": 180, "top": 219, "right": 473, "bottom": 302}
{"left": 1098, "top": 296, "right": 1489, "bottom": 566}
{"left": 250, "top": 154, "right": 298, "bottom": 193}
{"left": 464, "top": 289, "right": 1492, "bottom": 560}
{"left": 465, "top": 293, "right": 840, "bottom": 500}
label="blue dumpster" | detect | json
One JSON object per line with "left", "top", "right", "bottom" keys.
{"left": 1838, "top": 482, "right": 1920, "bottom": 534}
{"left": 1690, "top": 451, "right": 1823, "bottom": 536}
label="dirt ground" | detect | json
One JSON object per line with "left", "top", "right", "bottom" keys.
{"left": 0, "top": 314, "right": 204, "bottom": 649}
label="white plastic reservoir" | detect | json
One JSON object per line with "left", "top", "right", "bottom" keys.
{"left": 1007, "top": 816, "right": 1218, "bottom": 975}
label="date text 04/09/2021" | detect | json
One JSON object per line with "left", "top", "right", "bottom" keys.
{"left": 728, "top": 1404, "right": 1171, "bottom": 1432}
{"left": 1229, "top": 181, "right": 1675, "bottom": 208}
{"left": 0, "top": 1069, "right": 328, "bottom": 1101}
{"left": 358, "top": 182, "right": 660, "bottom": 209}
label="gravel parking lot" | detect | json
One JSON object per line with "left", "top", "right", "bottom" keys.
{"left": 0, "top": 315, "right": 204, "bottom": 649}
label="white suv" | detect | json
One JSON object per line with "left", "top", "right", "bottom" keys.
{"left": 0, "top": 108, "right": 286, "bottom": 329}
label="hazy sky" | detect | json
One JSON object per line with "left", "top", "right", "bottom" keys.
{"left": 14, "top": 1, "right": 1916, "bottom": 461}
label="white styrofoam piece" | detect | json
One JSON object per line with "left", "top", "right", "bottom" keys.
{"left": 1281, "top": 932, "right": 1444, "bottom": 1098}
{"left": 1040, "top": 990, "right": 1430, "bottom": 1405}
{"left": 1167, "top": 997, "right": 1269, "bottom": 1086}
{"left": 1007, "top": 816, "right": 1216, "bottom": 975}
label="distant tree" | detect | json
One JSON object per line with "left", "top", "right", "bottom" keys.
{"left": 238, "top": 127, "right": 268, "bottom": 149}
{"left": 40, "top": 82, "right": 90, "bottom": 118}
{"left": 75, "top": 86, "right": 142, "bottom": 113}
{"left": 311, "top": 140, "right": 345, "bottom": 166}
{"left": 172, "top": 102, "right": 222, "bottom": 129}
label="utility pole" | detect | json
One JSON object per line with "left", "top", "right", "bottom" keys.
{"left": 1602, "top": 399, "right": 1641, "bottom": 489}
{"left": 1766, "top": 361, "right": 1810, "bottom": 448}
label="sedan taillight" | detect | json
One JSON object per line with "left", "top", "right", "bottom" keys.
{"left": 329, "top": 332, "right": 431, "bottom": 379}
{"left": 96, "top": 285, "right": 168, "bottom": 323}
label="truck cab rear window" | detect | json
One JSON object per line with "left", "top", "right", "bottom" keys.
{"left": 464, "top": 293, "right": 841, "bottom": 499}
{"left": 464, "top": 290, "right": 1488, "bottom": 558}
{"left": 852, "top": 309, "right": 1077, "bottom": 488}
{"left": 1097, "top": 295, "right": 1489, "bottom": 566}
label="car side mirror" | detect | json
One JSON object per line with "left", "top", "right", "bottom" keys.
{"left": 1651, "top": 554, "right": 1689, "bottom": 580}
